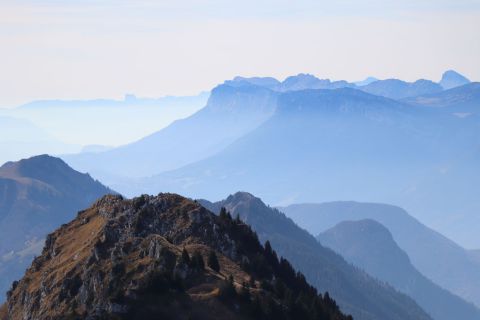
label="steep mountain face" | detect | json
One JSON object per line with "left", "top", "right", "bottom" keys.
{"left": 199, "top": 192, "right": 432, "bottom": 320}
{"left": 0, "top": 155, "right": 113, "bottom": 302}
{"left": 440, "top": 70, "right": 471, "bottom": 90}
{"left": 1, "top": 193, "right": 350, "bottom": 320}
{"left": 280, "top": 202, "right": 480, "bottom": 308}
{"left": 318, "top": 219, "right": 480, "bottom": 320}
{"left": 63, "top": 83, "right": 277, "bottom": 180}
{"left": 359, "top": 79, "right": 443, "bottom": 99}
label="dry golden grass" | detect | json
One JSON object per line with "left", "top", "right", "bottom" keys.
{"left": 0, "top": 304, "right": 7, "bottom": 320}
{"left": 5, "top": 194, "right": 271, "bottom": 320}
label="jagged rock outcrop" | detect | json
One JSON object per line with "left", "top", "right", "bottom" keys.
{"left": 1, "top": 193, "right": 350, "bottom": 320}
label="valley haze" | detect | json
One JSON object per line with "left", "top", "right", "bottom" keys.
{"left": 1, "top": 1, "right": 479, "bottom": 319}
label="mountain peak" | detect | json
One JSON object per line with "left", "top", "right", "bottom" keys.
{"left": 318, "top": 219, "right": 480, "bottom": 320}
{"left": 0, "top": 155, "right": 104, "bottom": 194}
{"left": 279, "top": 74, "right": 330, "bottom": 91}
{"left": 319, "top": 219, "right": 400, "bottom": 252}
{"left": 0, "top": 154, "right": 69, "bottom": 176}
{"left": 3, "top": 193, "right": 349, "bottom": 320}
{"left": 440, "top": 70, "right": 470, "bottom": 90}
{"left": 360, "top": 78, "right": 443, "bottom": 99}
{"left": 229, "top": 76, "right": 280, "bottom": 89}
{"left": 226, "top": 191, "right": 261, "bottom": 204}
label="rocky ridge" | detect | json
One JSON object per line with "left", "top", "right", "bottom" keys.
{"left": 1, "top": 193, "right": 349, "bottom": 320}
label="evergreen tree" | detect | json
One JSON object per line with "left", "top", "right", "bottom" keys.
{"left": 219, "top": 207, "right": 232, "bottom": 221}
{"left": 249, "top": 276, "right": 256, "bottom": 288}
{"left": 208, "top": 250, "right": 220, "bottom": 272}
{"left": 218, "top": 274, "right": 237, "bottom": 301}
{"left": 180, "top": 248, "right": 191, "bottom": 266}
{"left": 235, "top": 214, "right": 242, "bottom": 224}
{"left": 191, "top": 251, "right": 205, "bottom": 270}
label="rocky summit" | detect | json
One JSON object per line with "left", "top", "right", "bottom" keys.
{"left": 0, "top": 193, "right": 350, "bottom": 320}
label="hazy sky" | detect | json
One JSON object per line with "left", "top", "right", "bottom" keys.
{"left": 1, "top": 0, "right": 479, "bottom": 107}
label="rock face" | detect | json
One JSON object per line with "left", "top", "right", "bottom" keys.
{"left": 2, "top": 193, "right": 350, "bottom": 320}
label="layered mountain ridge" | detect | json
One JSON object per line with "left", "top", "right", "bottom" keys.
{"left": 280, "top": 201, "right": 480, "bottom": 308}
{"left": 63, "top": 83, "right": 277, "bottom": 179}
{"left": 200, "top": 192, "right": 431, "bottom": 320}
{"left": 318, "top": 219, "right": 480, "bottom": 320}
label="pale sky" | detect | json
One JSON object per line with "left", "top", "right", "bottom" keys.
{"left": 1, "top": 0, "right": 479, "bottom": 107}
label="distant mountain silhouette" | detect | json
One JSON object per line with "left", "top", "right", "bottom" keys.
{"left": 354, "top": 77, "right": 378, "bottom": 86}
{"left": 318, "top": 219, "right": 480, "bottom": 320}
{"left": 125, "top": 87, "right": 479, "bottom": 250}
{"left": 59, "top": 74, "right": 479, "bottom": 250}
{"left": 277, "top": 74, "right": 355, "bottom": 91}
{"left": 0, "top": 116, "right": 78, "bottom": 165}
{"left": 63, "top": 83, "right": 277, "bottom": 179}
{"left": 199, "top": 192, "right": 432, "bottom": 320}
{"left": 0, "top": 155, "right": 113, "bottom": 302}
{"left": 439, "top": 70, "right": 470, "bottom": 90}
{"left": 405, "top": 82, "right": 480, "bottom": 114}
{"left": 280, "top": 201, "right": 480, "bottom": 308}
{"left": 227, "top": 74, "right": 355, "bottom": 92}
{"left": 359, "top": 79, "right": 443, "bottom": 99}
{"left": 2, "top": 92, "right": 209, "bottom": 148}
{"left": 228, "top": 76, "right": 281, "bottom": 89}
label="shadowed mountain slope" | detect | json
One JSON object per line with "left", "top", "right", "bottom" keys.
{"left": 318, "top": 219, "right": 480, "bottom": 320}
{"left": 0, "top": 155, "right": 113, "bottom": 302}
{"left": 280, "top": 201, "right": 480, "bottom": 308}
{"left": 199, "top": 192, "right": 431, "bottom": 320}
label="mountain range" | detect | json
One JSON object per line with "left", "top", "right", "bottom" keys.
{"left": 58, "top": 70, "right": 479, "bottom": 249}
{"left": 1, "top": 193, "right": 351, "bottom": 320}
{"left": 104, "top": 81, "right": 480, "bottom": 248}
{"left": 280, "top": 201, "right": 480, "bottom": 308}
{"left": 0, "top": 69, "right": 477, "bottom": 318}
{"left": 0, "top": 157, "right": 434, "bottom": 320}
{"left": 63, "top": 84, "right": 277, "bottom": 179}
{"left": 0, "top": 92, "right": 208, "bottom": 148}
{"left": 318, "top": 219, "right": 480, "bottom": 320}
{"left": 200, "top": 192, "right": 431, "bottom": 320}
{"left": 0, "top": 155, "right": 113, "bottom": 303}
